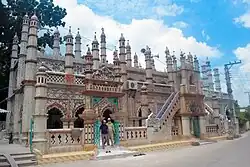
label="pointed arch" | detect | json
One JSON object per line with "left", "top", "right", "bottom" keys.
{"left": 47, "top": 102, "right": 66, "bottom": 116}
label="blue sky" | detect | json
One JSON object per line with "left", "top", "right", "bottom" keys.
{"left": 77, "top": 0, "right": 249, "bottom": 66}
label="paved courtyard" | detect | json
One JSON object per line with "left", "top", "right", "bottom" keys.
{"left": 40, "top": 132, "right": 250, "bottom": 167}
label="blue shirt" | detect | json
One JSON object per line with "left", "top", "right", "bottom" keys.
{"left": 100, "top": 124, "right": 108, "bottom": 134}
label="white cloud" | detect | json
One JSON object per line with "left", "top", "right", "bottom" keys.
{"left": 78, "top": 0, "right": 184, "bottom": 19}
{"left": 201, "top": 30, "right": 210, "bottom": 41}
{"left": 153, "top": 4, "right": 184, "bottom": 17}
{"left": 234, "top": 43, "right": 250, "bottom": 71}
{"left": 172, "top": 21, "right": 188, "bottom": 29}
{"left": 53, "top": 0, "right": 221, "bottom": 71}
{"left": 234, "top": 11, "right": 250, "bottom": 28}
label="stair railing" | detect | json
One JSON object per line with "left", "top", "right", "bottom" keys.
{"left": 156, "top": 92, "right": 175, "bottom": 119}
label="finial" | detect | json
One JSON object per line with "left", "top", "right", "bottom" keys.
{"left": 77, "top": 28, "right": 80, "bottom": 33}
{"left": 69, "top": 26, "right": 71, "bottom": 33}
{"left": 101, "top": 27, "right": 104, "bottom": 32}
{"left": 94, "top": 32, "right": 97, "bottom": 39}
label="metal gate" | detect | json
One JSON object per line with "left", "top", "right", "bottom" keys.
{"left": 192, "top": 116, "right": 200, "bottom": 138}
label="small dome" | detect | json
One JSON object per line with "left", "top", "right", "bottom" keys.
{"left": 92, "top": 32, "right": 99, "bottom": 44}
{"left": 38, "top": 65, "right": 47, "bottom": 72}
{"left": 76, "top": 28, "right": 81, "bottom": 39}
{"left": 54, "top": 27, "right": 60, "bottom": 34}
{"left": 23, "top": 13, "right": 29, "bottom": 20}
{"left": 119, "top": 33, "right": 125, "bottom": 41}
{"left": 126, "top": 40, "right": 131, "bottom": 49}
{"left": 31, "top": 13, "right": 38, "bottom": 20}
{"left": 13, "top": 33, "right": 19, "bottom": 44}
{"left": 141, "top": 84, "right": 147, "bottom": 90}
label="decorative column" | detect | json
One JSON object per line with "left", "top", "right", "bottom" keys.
{"left": 113, "top": 49, "right": 121, "bottom": 82}
{"left": 100, "top": 28, "right": 107, "bottom": 67}
{"left": 212, "top": 95, "right": 220, "bottom": 125}
{"left": 22, "top": 13, "right": 39, "bottom": 144}
{"left": 6, "top": 33, "right": 19, "bottom": 135}
{"left": 119, "top": 33, "right": 127, "bottom": 83}
{"left": 140, "top": 84, "right": 148, "bottom": 126}
{"left": 32, "top": 65, "right": 48, "bottom": 154}
{"left": 92, "top": 32, "right": 100, "bottom": 71}
{"left": 52, "top": 27, "right": 60, "bottom": 58}
{"left": 126, "top": 40, "right": 132, "bottom": 67}
{"left": 12, "top": 14, "right": 29, "bottom": 142}
{"left": 134, "top": 53, "right": 139, "bottom": 68}
{"left": 64, "top": 26, "right": 74, "bottom": 74}
{"left": 165, "top": 47, "right": 174, "bottom": 86}
{"left": 144, "top": 46, "right": 153, "bottom": 84}
{"left": 75, "top": 28, "right": 82, "bottom": 60}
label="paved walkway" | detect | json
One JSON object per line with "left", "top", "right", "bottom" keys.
{"left": 39, "top": 132, "right": 250, "bottom": 167}
{"left": 0, "top": 139, "right": 30, "bottom": 154}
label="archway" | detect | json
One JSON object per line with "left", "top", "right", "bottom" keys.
{"left": 74, "top": 107, "right": 84, "bottom": 128}
{"left": 138, "top": 108, "right": 142, "bottom": 127}
{"left": 47, "top": 108, "right": 63, "bottom": 129}
{"left": 102, "top": 109, "right": 114, "bottom": 123}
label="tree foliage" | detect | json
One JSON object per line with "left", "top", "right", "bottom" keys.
{"left": 0, "top": 0, "right": 67, "bottom": 109}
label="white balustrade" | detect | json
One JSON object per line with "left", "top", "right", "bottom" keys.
{"left": 124, "top": 127, "right": 147, "bottom": 140}
{"left": 47, "top": 128, "right": 84, "bottom": 153}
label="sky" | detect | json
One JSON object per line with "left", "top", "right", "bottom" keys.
{"left": 4, "top": 0, "right": 250, "bottom": 106}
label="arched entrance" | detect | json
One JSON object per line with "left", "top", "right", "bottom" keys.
{"left": 74, "top": 107, "right": 84, "bottom": 128}
{"left": 102, "top": 109, "right": 114, "bottom": 123}
{"left": 47, "top": 108, "right": 63, "bottom": 129}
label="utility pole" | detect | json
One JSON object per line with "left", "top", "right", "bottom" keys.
{"left": 244, "top": 92, "right": 250, "bottom": 106}
{"left": 224, "top": 60, "right": 241, "bottom": 137}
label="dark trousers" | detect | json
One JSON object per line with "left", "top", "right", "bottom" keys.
{"left": 101, "top": 134, "right": 109, "bottom": 149}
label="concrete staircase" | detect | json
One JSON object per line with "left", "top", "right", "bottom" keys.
{"left": 0, "top": 153, "right": 37, "bottom": 167}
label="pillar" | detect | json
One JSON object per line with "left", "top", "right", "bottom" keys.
{"left": 140, "top": 84, "right": 148, "bottom": 126}
{"left": 32, "top": 65, "right": 48, "bottom": 153}
{"left": 181, "top": 117, "right": 190, "bottom": 136}
{"left": 22, "top": 13, "right": 39, "bottom": 144}
{"left": 6, "top": 33, "right": 19, "bottom": 135}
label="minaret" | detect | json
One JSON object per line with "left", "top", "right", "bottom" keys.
{"left": 119, "top": 33, "right": 127, "bottom": 82}
{"left": 52, "top": 27, "right": 60, "bottom": 58}
{"left": 13, "top": 14, "right": 29, "bottom": 142}
{"left": 22, "top": 13, "right": 39, "bottom": 143}
{"left": 84, "top": 45, "right": 93, "bottom": 79}
{"left": 144, "top": 46, "right": 153, "bottom": 84}
{"left": 166, "top": 47, "right": 174, "bottom": 86}
{"left": 64, "top": 27, "right": 74, "bottom": 74}
{"left": 92, "top": 32, "right": 100, "bottom": 70}
{"left": 100, "top": 28, "right": 107, "bottom": 67}
{"left": 180, "top": 51, "right": 186, "bottom": 85}
{"left": 126, "top": 40, "right": 132, "bottom": 67}
{"left": 113, "top": 48, "right": 121, "bottom": 82}
{"left": 134, "top": 53, "right": 139, "bottom": 68}
{"left": 213, "top": 68, "right": 221, "bottom": 92}
{"left": 187, "top": 52, "right": 193, "bottom": 69}
{"left": 32, "top": 65, "right": 48, "bottom": 153}
{"left": 75, "top": 28, "right": 82, "bottom": 60}
{"left": 206, "top": 60, "right": 214, "bottom": 91}
{"left": 201, "top": 63, "right": 209, "bottom": 90}
{"left": 6, "top": 33, "right": 18, "bottom": 134}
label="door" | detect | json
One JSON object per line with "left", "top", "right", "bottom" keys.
{"left": 193, "top": 116, "right": 200, "bottom": 138}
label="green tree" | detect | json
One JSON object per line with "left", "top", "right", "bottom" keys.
{"left": 0, "top": 0, "right": 67, "bottom": 109}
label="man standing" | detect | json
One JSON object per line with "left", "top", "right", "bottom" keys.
{"left": 107, "top": 118, "right": 114, "bottom": 146}
{"left": 100, "top": 120, "right": 109, "bottom": 149}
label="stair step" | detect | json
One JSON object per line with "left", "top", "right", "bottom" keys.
{"left": 0, "top": 162, "right": 10, "bottom": 167}
{"left": 16, "top": 160, "right": 37, "bottom": 167}
{"left": 0, "top": 156, "right": 7, "bottom": 163}
{"left": 12, "top": 154, "right": 36, "bottom": 161}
